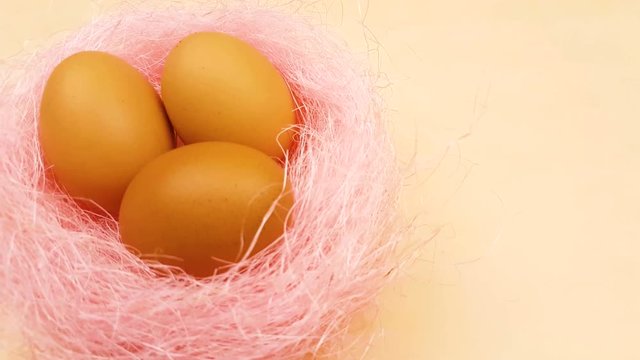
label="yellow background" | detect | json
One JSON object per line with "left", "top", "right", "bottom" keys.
{"left": 1, "top": 1, "right": 639, "bottom": 359}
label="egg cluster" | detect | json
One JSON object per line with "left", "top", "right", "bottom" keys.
{"left": 39, "top": 32, "right": 295, "bottom": 277}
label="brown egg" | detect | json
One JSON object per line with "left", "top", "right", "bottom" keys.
{"left": 161, "top": 32, "right": 296, "bottom": 158}
{"left": 119, "top": 142, "right": 293, "bottom": 277}
{"left": 40, "top": 51, "right": 174, "bottom": 216}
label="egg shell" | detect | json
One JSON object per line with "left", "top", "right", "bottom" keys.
{"left": 119, "top": 141, "right": 293, "bottom": 278}
{"left": 161, "top": 32, "right": 296, "bottom": 157}
{"left": 39, "top": 51, "right": 175, "bottom": 216}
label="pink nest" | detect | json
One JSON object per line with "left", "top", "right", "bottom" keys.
{"left": 0, "top": 2, "right": 403, "bottom": 359}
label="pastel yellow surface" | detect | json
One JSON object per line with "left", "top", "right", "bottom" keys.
{"left": 1, "top": 1, "right": 639, "bottom": 359}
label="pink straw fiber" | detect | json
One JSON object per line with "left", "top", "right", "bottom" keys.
{"left": 0, "top": 2, "right": 404, "bottom": 359}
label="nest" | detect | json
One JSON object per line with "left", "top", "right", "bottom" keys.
{"left": 0, "top": 2, "right": 404, "bottom": 359}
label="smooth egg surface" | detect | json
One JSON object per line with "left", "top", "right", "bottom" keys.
{"left": 40, "top": 51, "right": 174, "bottom": 216}
{"left": 161, "top": 32, "right": 296, "bottom": 158}
{"left": 119, "top": 142, "right": 293, "bottom": 277}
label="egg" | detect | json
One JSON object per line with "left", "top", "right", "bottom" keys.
{"left": 40, "top": 51, "right": 174, "bottom": 216}
{"left": 161, "top": 32, "right": 296, "bottom": 158}
{"left": 119, "top": 142, "right": 293, "bottom": 277}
